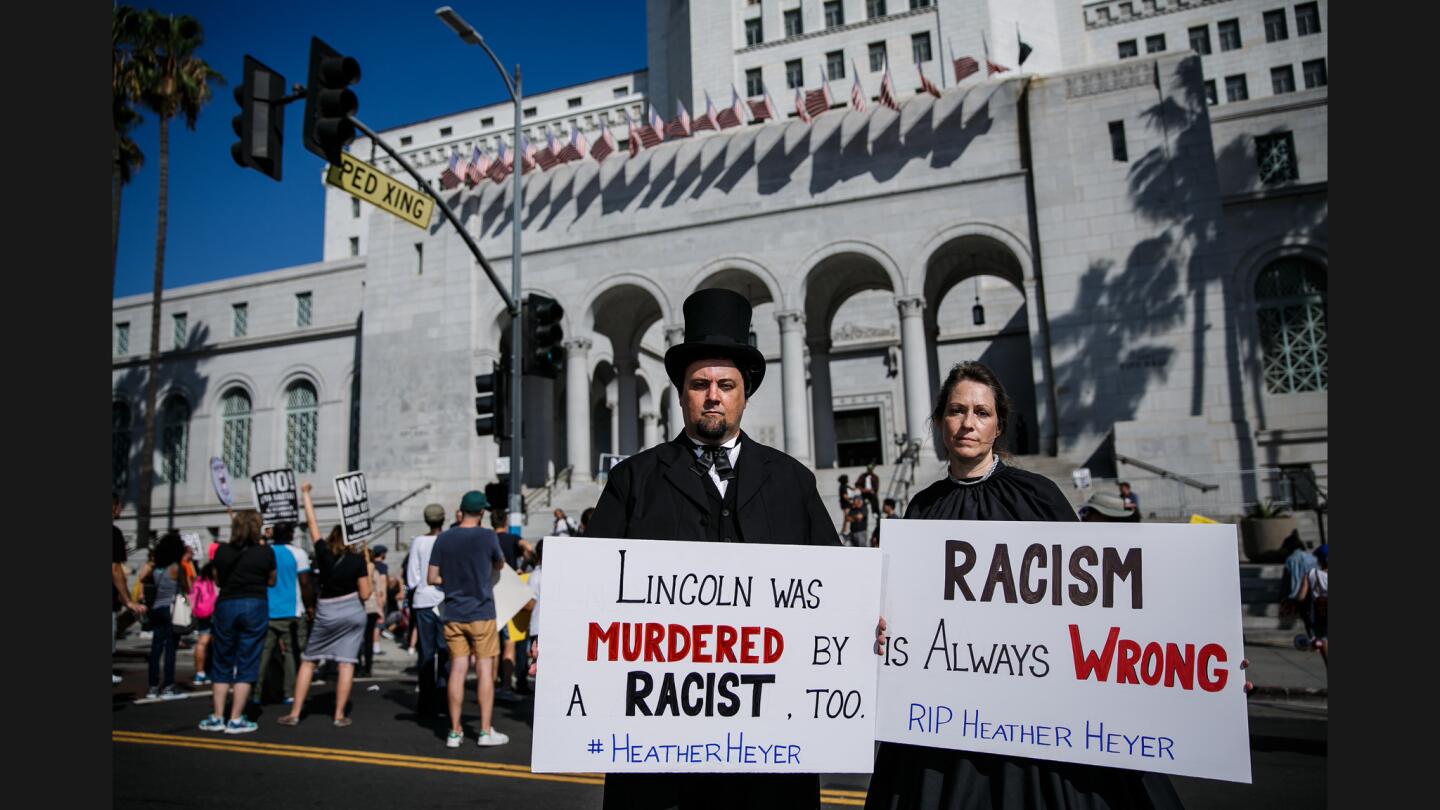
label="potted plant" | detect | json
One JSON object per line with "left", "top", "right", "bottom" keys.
{"left": 1239, "top": 499, "right": 1298, "bottom": 562}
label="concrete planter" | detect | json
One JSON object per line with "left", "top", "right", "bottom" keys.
{"left": 1240, "top": 517, "right": 1298, "bottom": 562}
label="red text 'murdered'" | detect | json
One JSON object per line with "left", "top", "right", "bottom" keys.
{"left": 587, "top": 622, "right": 784, "bottom": 664}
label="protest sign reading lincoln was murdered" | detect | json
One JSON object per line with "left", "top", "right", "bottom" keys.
{"left": 876, "top": 520, "right": 1251, "bottom": 783}
{"left": 333, "top": 471, "right": 372, "bottom": 545}
{"left": 250, "top": 468, "right": 299, "bottom": 524}
{"left": 531, "top": 537, "right": 881, "bottom": 774}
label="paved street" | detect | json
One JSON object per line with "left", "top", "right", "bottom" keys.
{"left": 113, "top": 633, "right": 1325, "bottom": 808}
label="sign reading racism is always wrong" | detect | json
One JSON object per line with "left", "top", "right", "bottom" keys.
{"left": 250, "top": 468, "right": 299, "bottom": 525}
{"left": 531, "top": 537, "right": 881, "bottom": 774}
{"left": 333, "top": 471, "right": 372, "bottom": 545}
{"left": 876, "top": 520, "right": 1251, "bottom": 783}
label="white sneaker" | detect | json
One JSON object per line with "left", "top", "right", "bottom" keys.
{"left": 446, "top": 731, "right": 463, "bottom": 748}
{"left": 476, "top": 729, "right": 510, "bottom": 747}
{"left": 112, "top": 673, "right": 122, "bottom": 685}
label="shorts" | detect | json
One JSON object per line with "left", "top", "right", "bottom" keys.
{"left": 196, "top": 617, "right": 213, "bottom": 636}
{"left": 444, "top": 619, "right": 499, "bottom": 659}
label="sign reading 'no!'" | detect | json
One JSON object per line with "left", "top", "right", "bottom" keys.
{"left": 333, "top": 470, "right": 372, "bottom": 546}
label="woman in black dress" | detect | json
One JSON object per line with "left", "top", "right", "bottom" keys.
{"left": 865, "top": 361, "right": 1183, "bottom": 810}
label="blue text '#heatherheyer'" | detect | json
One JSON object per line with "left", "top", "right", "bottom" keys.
{"left": 907, "top": 704, "right": 1176, "bottom": 761}
{"left": 609, "top": 732, "right": 801, "bottom": 765}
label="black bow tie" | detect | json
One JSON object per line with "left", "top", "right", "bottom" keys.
{"left": 693, "top": 444, "right": 737, "bottom": 481}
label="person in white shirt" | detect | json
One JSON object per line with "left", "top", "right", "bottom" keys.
{"left": 406, "top": 503, "right": 449, "bottom": 719}
{"left": 551, "top": 509, "right": 577, "bottom": 537}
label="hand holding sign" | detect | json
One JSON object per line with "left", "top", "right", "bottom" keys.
{"left": 333, "top": 471, "right": 372, "bottom": 545}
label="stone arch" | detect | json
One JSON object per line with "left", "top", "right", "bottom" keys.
{"left": 684, "top": 256, "right": 785, "bottom": 310}
{"left": 274, "top": 366, "right": 327, "bottom": 408}
{"left": 918, "top": 229, "right": 1042, "bottom": 456}
{"left": 907, "top": 222, "right": 1035, "bottom": 295}
{"left": 793, "top": 240, "right": 907, "bottom": 327}
{"left": 578, "top": 273, "right": 674, "bottom": 335}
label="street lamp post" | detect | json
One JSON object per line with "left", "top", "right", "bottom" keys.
{"left": 437, "top": 6, "right": 525, "bottom": 535}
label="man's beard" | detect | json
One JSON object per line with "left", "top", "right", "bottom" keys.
{"left": 694, "top": 415, "right": 729, "bottom": 442}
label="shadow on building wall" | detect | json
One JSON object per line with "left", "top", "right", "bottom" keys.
{"left": 112, "top": 324, "right": 213, "bottom": 532}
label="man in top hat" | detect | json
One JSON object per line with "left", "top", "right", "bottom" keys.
{"left": 587, "top": 288, "right": 838, "bottom": 810}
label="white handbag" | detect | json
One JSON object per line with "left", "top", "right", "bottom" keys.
{"left": 170, "top": 592, "right": 193, "bottom": 627}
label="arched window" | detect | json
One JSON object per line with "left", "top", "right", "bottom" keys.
{"left": 221, "top": 388, "right": 252, "bottom": 477}
{"left": 285, "top": 380, "right": 319, "bottom": 473}
{"left": 158, "top": 395, "right": 190, "bottom": 483}
{"left": 112, "top": 400, "right": 131, "bottom": 492}
{"left": 1255, "top": 258, "right": 1327, "bottom": 394}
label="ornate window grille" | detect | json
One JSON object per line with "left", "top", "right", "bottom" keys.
{"left": 222, "top": 388, "right": 252, "bottom": 478}
{"left": 158, "top": 395, "right": 190, "bottom": 483}
{"left": 1256, "top": 259, "right": 1327, "bottom": 394}
{"left": 172, "top": 313, "right": 188, "bottom": 348}
{"left": 115, "top": 323, "right": 129, "bottom": 355}
{"left": 296, "top": 292, "right": 313, "bottom": 327}
{"left": 232, "top": 303, "right": 248, "bottom": 338}
{"left": 1256, "top": 132, "right": 1298, "bottom": 185}
{"left": 112, "top": 400, "right": 131, "bottom": 492}
{"left": 286, "top": 381, "right": 319, "bottom": 473}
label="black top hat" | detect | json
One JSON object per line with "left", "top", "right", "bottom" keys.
{"left": 664, "top": 289, "right": 767, "bottom": 396}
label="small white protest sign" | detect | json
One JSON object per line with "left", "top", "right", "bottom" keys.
{"left": 333, "top": 471, "right": 372, "bottom": 545}
{"left": 532, "top": 537, "right": 881, "bottom": 774}
{"left": 250, "top": 468, "right": 299, "bottom": 525}
{"left": 210, "top": 457, "right": 234, "bottom": 506}
{"left": 876, "top": 519, "right": 1251, "bottom": 783}
{"left": 492, "top": 564, "right": 533, "bottom": 628}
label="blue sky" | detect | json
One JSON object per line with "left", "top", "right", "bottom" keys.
{"left": 114, "top": 0, "right": 647, "bottom": 298}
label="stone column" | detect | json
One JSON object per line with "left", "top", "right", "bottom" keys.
{"left": 641, "top": 412, "right": 659, "bottom": 449}
{"left": 564, "top": 337, "right": 593, "bottom": 483}
{"left": 615, "top": 354, "right": 639, "bottom": 454}
{"left": 607, "top": 385, "right": 619, "bottom": 456}
{"left": 664, "top": 324, "right": 686, "bottom": 439}
{"left": 776, "top": 311, "right": 812, "bottom": 464}
{"left": 897, "top": 295, "right": 933, "bottom": 451}
{"left": 807, "top": 336, "right": 837, "bottom": 469}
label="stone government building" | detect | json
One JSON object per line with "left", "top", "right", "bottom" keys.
{"left": 111, "top": 0, "right": 1327, "bottom": 542}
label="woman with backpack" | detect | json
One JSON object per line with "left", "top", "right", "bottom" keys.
{"left": 189, "top": 563, "right": 219, "bottom": 686}
{"left": 1297, "top": 543, "right": 1329, "bottom": 668}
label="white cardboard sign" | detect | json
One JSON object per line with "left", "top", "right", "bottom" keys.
{"left": 491, "top": 564, "right": 533, "bottom": 628}
{"left": 209, "top": 457, "right": 234, "bottom": 506}
{"left": 333, "top": 470, "right": 372, "bottom": 545}
{"left": 532, "top": 537, "right": 881, "bottom": 774}
{"left": 876, "top": 519, "right": 1251, "bottom": 783}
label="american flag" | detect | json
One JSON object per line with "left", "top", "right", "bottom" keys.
{"left": 717, "top": 86, "right": 746, "bottom": 129}
{"left": 519, "top": 135, "right": 538, "bottom": 174}
{"left": 692, "top": 92, "right": 718, "bottom": 132}
{"left": 558, "top": 124, "right": 587, "bottom": 163}
{"left": 917, "top": 62, "right": 942, "bottom": 97}
{"left": 439, "top": 150, "right": 462, "bottom": 190}
{"left": 953, "top": 56, "right": 979, "bottom": 82}
{"left": 747, "top": 86, "right": 776, "bottom": 123}
{"left": 535, "top": 127, "right": 559, "bottom": 171}
{"left": 664, "top": 99, "right": 692, "bottom": 139}
{"left": 638, "top": 105, "right": 665, "bottom": 147}
{"left": 464, "top": 145, "right": 489, "bottom": 186}
{"left": 879, "top": 66, "right": 902, "bottom": 110}
{"left": 591, "top": 117, "right": 616, "bottom": 162}
{"left": 794, "top": 86, "right": 811, "bottom": 123}
{"left": 986, "top": 59, "right": 1010, "bottom": 76}
{"left": 625, "top": 109, "right": 641, "bottom": 157}
{"left": 849, "top": 61, "right": 866, "bottom": 113}
{"left": 804, "top": 68, "right": 832, "bottom": 119}
{"left": 486, "top": 140, "right": 512, "bottom": 183}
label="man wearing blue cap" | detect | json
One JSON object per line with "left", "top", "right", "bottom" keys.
{"left": 428, "top": 489, "right": 507, "bottom": 748}
{"left": 588, "top": 288, "right": 838, "bottom": 810}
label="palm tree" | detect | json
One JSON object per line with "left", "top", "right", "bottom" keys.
{"left": 112, "top": 8, "right": 146, "bottom": 295}
{"left": 120, "top": 8, "right": 223, "bottom": 548}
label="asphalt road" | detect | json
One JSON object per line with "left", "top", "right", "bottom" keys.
{"left": 113, "top": 662, "right": 1324, "bottom": 809}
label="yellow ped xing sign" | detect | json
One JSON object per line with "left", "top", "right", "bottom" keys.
{"left": 325, "top": 152, "right": 434, "bottom": 230}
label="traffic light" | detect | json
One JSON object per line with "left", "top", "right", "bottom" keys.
{"left": 230, "top": 55, "right": 285, "bottom": 181}
{"left": 303, "top": 36, "right": 360, "bottom": 165}
{"left": 523, "top": 294, "right": 565, "bottom": 378}
{"left": 475, "top": 358, "right": 509, "bottom": 441}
